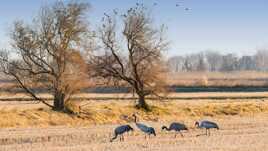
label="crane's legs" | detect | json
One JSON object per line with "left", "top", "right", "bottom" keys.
{"left": 205, "top": 129, "right": 211, "bottom": 136}
{"left": 174, "top": 131, "right": 184, "bottom": 138}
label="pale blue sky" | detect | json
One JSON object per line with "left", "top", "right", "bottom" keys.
{"left": 0, "top": 0, "right": 268, "bottom": 56}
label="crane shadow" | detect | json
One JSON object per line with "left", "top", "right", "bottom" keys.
{"left": 196, "top": 133, "right": 207, "bottom": 137}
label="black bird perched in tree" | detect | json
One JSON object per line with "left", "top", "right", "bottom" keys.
{"left": 110, "top": 124, "right": 134, "bottom": 142}
{"left": 195, "top": 120, "right": 219, "bottom": 136}
{"left": 162, "top": 122, "right": 188, "bottom": 138}
{"left": 133, "top": 114, "right": 156, "bottom": 138}
{"left": 113, "top": 9, "right": 118, "bottom": 15}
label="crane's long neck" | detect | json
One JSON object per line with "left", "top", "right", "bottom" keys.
{"left": 163, "top": 126, "right": 171, "bottom": 131}
{"left": 134, "top": 115, "right": 137, "bottom": 123}
{"left": 110, "top": 133, "right": 118, "bottom": 142}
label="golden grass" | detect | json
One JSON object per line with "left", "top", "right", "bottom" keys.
{"left": 0, "top": 99, "right": 267, "bottom": 128}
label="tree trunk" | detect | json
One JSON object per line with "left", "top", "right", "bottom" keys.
{"left": 136, "top": 94, "right": 150, "bottom": 111}
{"left": 53, "top": 91, "right": 65, "bottom": 111}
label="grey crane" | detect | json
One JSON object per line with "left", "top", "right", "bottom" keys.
{"left": 162, "top": 122, "right": 188, "bottom": 138}
{"left": 110, "top": 124, "right": 134, "bottom": 142}
{"left": 195, "top": 120, "right": 219, "bottom": 136}
{"left": 132, "top": 114, "right": 156, "bottom": 138}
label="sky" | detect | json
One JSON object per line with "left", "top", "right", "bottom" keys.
{"left": 0, "top": 0, "right": 268, "bottom": 57}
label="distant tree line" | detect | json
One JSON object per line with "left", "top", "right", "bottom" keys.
{"left": 167, "top": 50, "right": 268, "bottom": 72}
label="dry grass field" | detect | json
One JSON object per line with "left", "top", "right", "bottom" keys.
{"left": 168, "top": 71, "right": 268, "bottom": 86}
{"left": 0, "top": 93, "right": 267, "bottom": 150}
{"left": 0, "top": 71, "right": 268, "bottom": 92}
{"left": 0, "top": 114, "right": 267, "bottom": 151}
{"left": 0, "top": 94, "right": 267, "bottom": 127}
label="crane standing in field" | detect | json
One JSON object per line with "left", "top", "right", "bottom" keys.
{"left": 195, "top": 120, "right": 219, "bottom": 136}
{"left": 110, "top": 124, "right": 134, "bottom": 142}
{"left": 162, "top": 122, "right": 188, "bottom": 138}
{"left": 132, "top": 114, "right": 156, "bottom": 138}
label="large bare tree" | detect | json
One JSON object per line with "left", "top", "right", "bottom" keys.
{"left": 92, "top": 5, "right": 168, "bottom": 110}
{"left": 0, "top": 2, "right": 90, "bottom": 111}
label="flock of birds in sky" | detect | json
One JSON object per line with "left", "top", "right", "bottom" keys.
{"left": 152, "top": 1, "right": 191, "bottom": 11}
{"left": 101, "top": 1, "right": 191, "bottom": 24}
{"left": 106, "top": 1, "right": 191, "bottom": 19}
{"left": 110, "top": 114, "right": 219, "bottom": 142}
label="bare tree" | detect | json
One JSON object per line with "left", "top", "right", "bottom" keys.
{"left": 255, "top": 49, "right": 268, "bottom": 71}
{"left": 91, "top": 5, "right": 168, "bottom": 110}
{"left": 183, "top": 56, "right": 193, "bottom": 71}
{"left": 205, "top": 50, "right": 223, "bottom": 71}
{"left": 220, "top": 53, "right": 238, "bottom": 71}
{"left": 182, "top": 53, "right": 205, "bottom": 71}
{"left": 238, "top": 56, "right": 256, "bottom": 70}
{"left": 196, "top": 52, "right": 208, "bottom": 71}
{"left": 0, "top": 2, "right": 90, "bottom": 111}
{"left": 167, "top": 56, "right": 185, "bottom": 72}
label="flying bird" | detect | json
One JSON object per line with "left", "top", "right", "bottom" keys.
{"left": 185, "top": 7, "right": 190, "bottom": 11}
